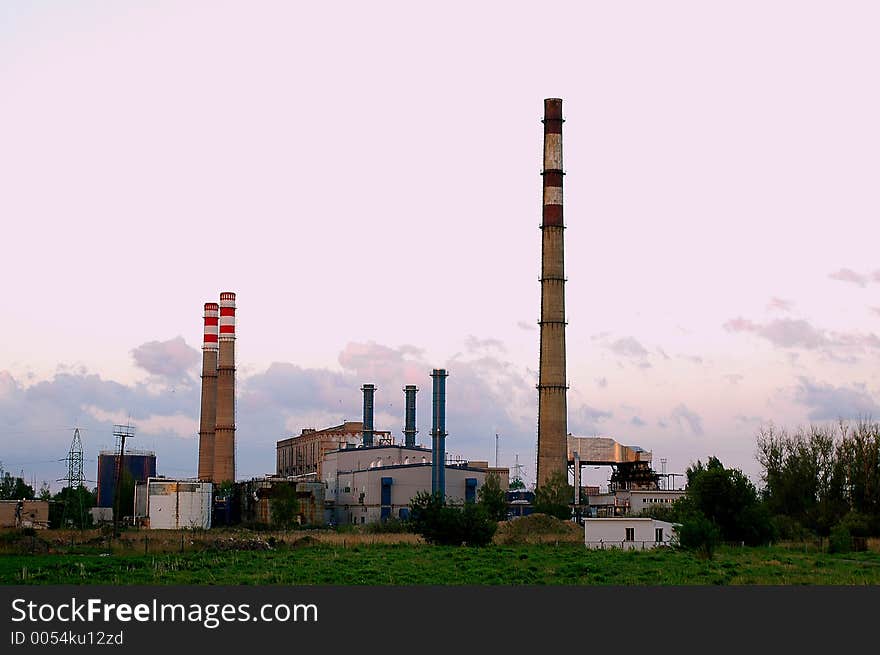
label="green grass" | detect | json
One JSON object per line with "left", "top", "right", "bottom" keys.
{"left": 2, "top": 544, "right": 880, "bottom": 585}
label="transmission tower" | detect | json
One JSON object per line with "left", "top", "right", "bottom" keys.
{"left": 60, "top": 428, "right": 86, "bottom": 489}
{"left": 58, "top": 428, "right": 88, "bottom": 528}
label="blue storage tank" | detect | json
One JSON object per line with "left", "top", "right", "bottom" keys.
{"left": 96, "top": 451, "right": 157, "bottom": 507}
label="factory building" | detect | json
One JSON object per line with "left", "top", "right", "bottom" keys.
{"left": 276, "top": 421, "right": 392, "bottom": 479}
{"left": 96, "top": 450, "right": 157, "bottom": 508}
{"left": 323, "top": 444, "right": 489, "bottom": 525}
{"left": 569, "top": 435, "right": 685, "bottom": 517}
{"left": 238, "top": 478, "right": 326, "bottom": 526}
{"left": 584, "top": 518, "right": 679, "bottom": 550}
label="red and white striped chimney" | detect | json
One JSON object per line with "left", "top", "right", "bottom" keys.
{"left": 197, "top": 303, "right": 220, "bottom": 481}
{"left": 213, "top": 292, "right": 236, "bottom": 483}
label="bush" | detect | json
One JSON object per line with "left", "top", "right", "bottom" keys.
{"left": 409, "top": 492, "right": 497, "bottom": 546}
{"left": 828, "top": 523, "right": 852, "bottom": 554}
{"left": 771, "top": 514, "right": 810, "bottom": 541}
{"left": 533, "top": 471, "right": 573, "bottom": 521}
{"left": 677, "top": 514, "right": 721, "bottom": 559}
{"left": 363, "top": 517, "right": 410, "bottom": 534}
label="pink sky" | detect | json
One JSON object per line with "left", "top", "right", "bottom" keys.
{"left": 1, "top": 1, "right": 879, "bottom": 489}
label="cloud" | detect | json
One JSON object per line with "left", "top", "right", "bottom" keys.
{"left": 829, "top": 268, "right": 869, "bottom": 287}
{"left": 724, "top": 374, "right": 744, "bottom": 385}
{"left": 679, "top": 354, "right": 703, "bottom": 365}
{"left": 130, "top": 337, "right": 200, "bottom": 381}
{"left": 670, "top": 404, "right": 704, "bottom": 436}
{"left": 767, "top": 297, "right": 793, "bottom": 312}
{"left": 657, "top": 420, "right": 668, "bottom": 429}
{"left": 630, "top": 416, "right": 646, "bottom": 427}
{"left": 569, "top": 404, "right": 613, "bottom": 435}
{"left": 516, "top": 320, "right": 536, "bottom": 332}
{"left": 464, "top": 335, "right": 506, "bottom": 353}
{"left": 723, "top": 316, "right": 880, "bottom": 357}
{"left": 0, "top": 339, "right": 543, "bottom": 488}
{"left": 595, "top": 377, "right": 608, "bottom": 389}
{"left": 608, "top": 337, "right": 649, "bottom": 359}
{"left": 792, "top": 377, "right": 880, "bottom": 421}
{"left": 871, "top": 307, "right": 880, "bottom": 317}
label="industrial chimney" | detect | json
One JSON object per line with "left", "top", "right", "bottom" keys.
{"left": 213, "top": 291, "right": 236, "bottom": 483}
{"left": 430, "top": 369, "right": 448, "bottom": 500}
{"left": 361, "top": 384, "right": 376, "bottom": 447}
{"left": 403, "top": 385, "right": 418, "bottom": 447}
{"left": 536, "top": 98, "right": 569, "bottom": 487}
{"left": 197, "top": 302, "right": 219, "bottom": 482}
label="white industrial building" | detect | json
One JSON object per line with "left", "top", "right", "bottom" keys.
{"left": 323, "top": 444, "right": 489, "bottom": 525}
{"left": 137, "top": 477, "right": 213, "bottom": 529}
{"left": 584, "top": 518, "right": 679, "bottom": 550}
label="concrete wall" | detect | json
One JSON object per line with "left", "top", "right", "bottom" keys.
{"left": 0, "top": 500, "right": 50, "bottom": 529}
{"left": 584, "top": 518, "right": 677, "bottom": 549}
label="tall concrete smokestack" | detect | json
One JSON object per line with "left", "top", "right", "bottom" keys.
{"left": 430, "top": 369, "right": 448, "bottom": 500}
{"left": 197, "top": 302, "right": 219, "bottom": 482}
{"left": 361, "top": 384, "right": 376, "bottom": 446}
{"left": 536, "top": 98, "right": 569, "bottom": 487}
{"left": 213, "top": 291, "right": 236, "bottom": 483}
{"left": 403, "top": 385, "right": 418, "bottom": 447}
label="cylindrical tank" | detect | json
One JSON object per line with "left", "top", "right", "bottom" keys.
{"left": 361, "top": 384, "right": 376, "bottom": 446}
{"left": 96, "top": 451, "right": 157, "bottom": 508}
{"left": 430, "top": 369, "right": 448, "bottom": 500}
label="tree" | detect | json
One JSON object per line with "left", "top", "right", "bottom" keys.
{"left": 38, "top": 482, "right": 52, "bottom": 501}
{"left": 0, "top": 463, "right": 35, "bottom": 501}
{"left": 509, "top": 478, "right": 526, "bottom": 491}
{"left": 533, "top": 470, "right": 572, "bottom": 520}
{"left": 477, "top": 472, "right": 508, "bottom": 521}
{"left": 50, "top": 486, "right": 96, "bottom": 529}
{"left": 682, "top": 456, "right": 773, "bottom": 545}
{"left": 270, "top": 482, "right": 300, "bottom": 528}
{"left": 409, "top": 491, "right": 496, "bottom": 546}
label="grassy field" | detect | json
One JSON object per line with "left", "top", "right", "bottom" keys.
{"left": 3, "top": 542, "right": 880, "bottom": 585}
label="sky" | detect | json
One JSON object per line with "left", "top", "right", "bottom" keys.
{"left": 1, "top": 1, "right": 879, "bottom": 491}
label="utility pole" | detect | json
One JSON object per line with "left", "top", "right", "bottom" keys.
{"left": 112, "top": 423, "right": 135, "bottom": 538}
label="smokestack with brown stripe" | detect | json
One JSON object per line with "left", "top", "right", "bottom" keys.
{"left": 213, "top": 292, "right": 236, "bottom": 483}
{"left": 197, "top": 302, "right": 219, "bottom": 481}
{"left": 536, "top": 98, "right": 569, "bottom": 487}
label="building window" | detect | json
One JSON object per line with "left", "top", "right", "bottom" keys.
{"left": 625, "top": 528, "right": 634, "bottom": 541}
{"left": 655, "top": 528, "right": 664, "bottom": 542}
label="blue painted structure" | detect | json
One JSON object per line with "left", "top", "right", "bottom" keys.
{"left": 361, "top": 384, "right": 376, "bottom": 446}
{"left": 96, "top": 452, "right": 156, "bottom": 508}
{"left": 430, "top": 368, "right": 448, "bottom": 500}
{"left": 403, "top": 385, "right": 418, "bottom": 447}
{"left": 380, "top": 476, "right": 393, "bottom": 520}
{"left": 465, "top": 477, "right": 477, "bottom": 503}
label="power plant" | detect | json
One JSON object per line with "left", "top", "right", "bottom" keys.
{"left": 68, "top": 98, "right": 683, "bottom": 531}
{"left": 536, "top": 98, "right": 569, "bottom": 486}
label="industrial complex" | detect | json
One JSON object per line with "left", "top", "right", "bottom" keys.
{"left": 50, "top": 98, "right": 682, "bottom": 533}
